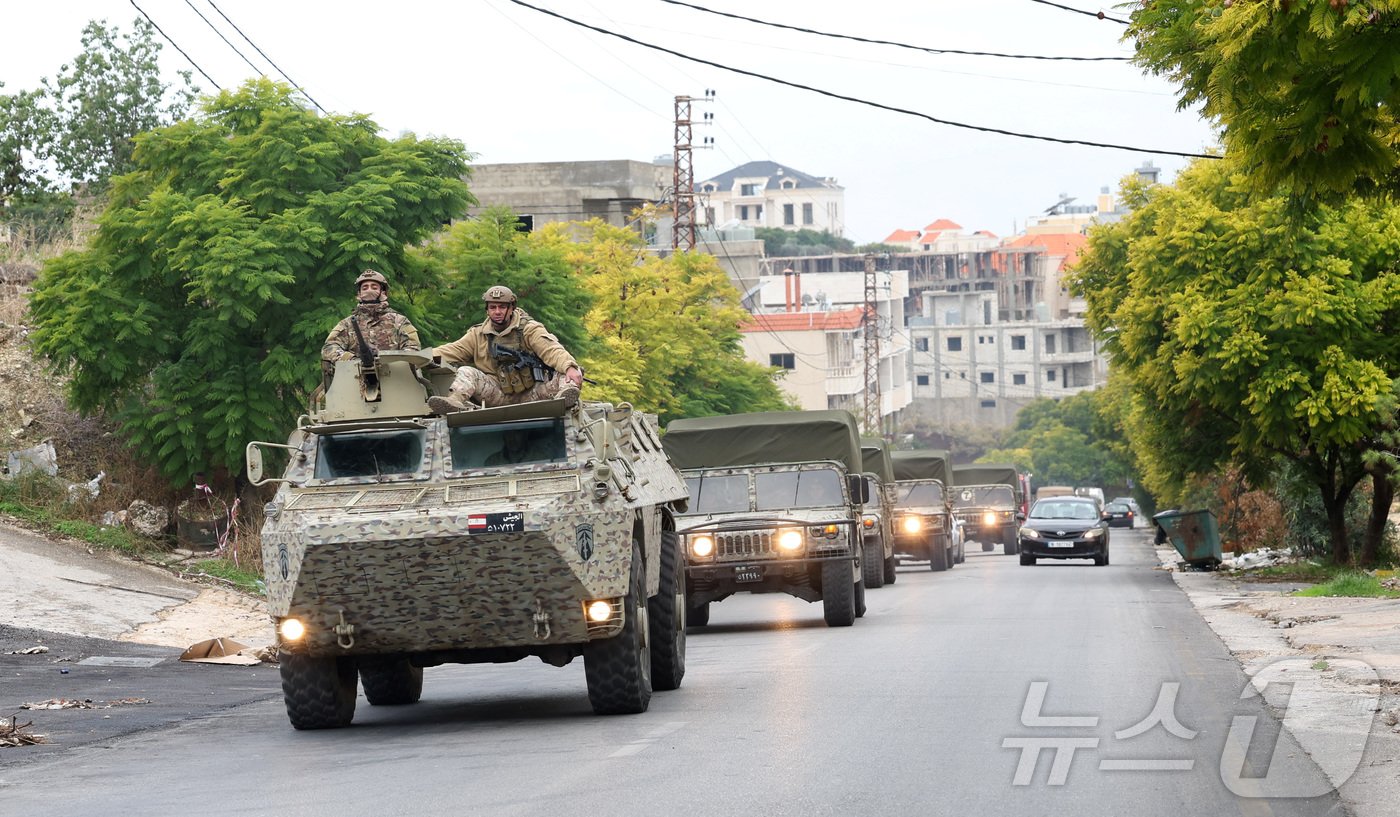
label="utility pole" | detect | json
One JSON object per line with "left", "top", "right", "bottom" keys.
{"left": 672, "top": 91, "right": 713, "bottom": 252}
{"left": 862, "top": 253, "right": 882, "bottom": 438}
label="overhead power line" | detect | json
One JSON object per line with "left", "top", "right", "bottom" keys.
{"left": 1028, "top": 0, "right": 1129, "bottom": 25}
{"left": 129, "top": 0, "right": 222, "bottom": 90}
{"left": 505, "top": 0, "right": 1216, "bottom": 160}
{"left": 183, "top": 0, "right": 263, "bottom": 76}
{"left": 657, "top": 0, "right": 1131, "bottom": 62}
{"left": 206, "top": 1, "right": 328, "bottom": 114}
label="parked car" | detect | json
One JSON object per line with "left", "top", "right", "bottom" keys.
{"left": 1103, "top": 501, "right": 1135, "bottom": 528}
{"left": 1017, "top": 496, "right": 1111, "bottom": 566}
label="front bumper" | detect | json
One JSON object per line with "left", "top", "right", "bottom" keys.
{"left": 1019, "top": 536, "right": 1105, "bottom": 559}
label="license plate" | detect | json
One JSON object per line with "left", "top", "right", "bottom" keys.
{"left": 1048, "top": 542, "right": 1074, "bottom": 548}
{"left": 734, "top": 565, "right": 763, "bottom": 582}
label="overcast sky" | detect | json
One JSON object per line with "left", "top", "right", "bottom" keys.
{"left": 6, "top": 0, "right": 1218, "bottom": 244}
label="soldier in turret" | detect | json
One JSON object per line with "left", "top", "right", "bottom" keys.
{"left": 321, "top": 270, "right": 421, "bottom": 380}
{"left": 428, "top": 285, "right": 583, "bottom": 412}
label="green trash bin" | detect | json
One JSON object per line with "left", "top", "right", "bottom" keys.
{"left": 1153, "top": 509, "right": 1222, "bottom": 567}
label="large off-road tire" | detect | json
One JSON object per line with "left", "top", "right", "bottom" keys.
{"left": 359, "top": 657, "right": 423, "bottom": 706}
{"left": 883, "top": 553, "right": 897, "bottom": 585}
{"left": 855, "top": 565, "right": 867, "bottom": 619}
{"left": 687, "top": 600, "right": 710, "bottom": 628}
{"left": 1020, "top": 552, "right": 1036, "bottom": 566}
{"left": 280, "top": 651, "right": 357, "bottom": 730}
{"left": 648, "top": 529, "right": 686, "bottom": 692}
{"left": 862, "top": 539, "right": 885, "bottom": 589}
{"left": 981, "top": 541, "right": 994, "bottom": 552}
{"left": 584, "top": 542, "right": 652, "bottom": 715}
{"left": 821, "top": 558, "right": 857, "bottom": 627}
{"left": 929, "top": 535, "right": 949, "bottom": 572}
{"left": 1005, "top": 538, "right": 1020, "bottom": 556}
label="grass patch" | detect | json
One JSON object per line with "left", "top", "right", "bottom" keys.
{"left": 1294, "top": 572, "right": 1400, "bottom": 599}
{"left": 190, "top": 558, "right": 264, "bottom": 594}
{"left": 52, "top": 519, "right": 144, "bottom": 552}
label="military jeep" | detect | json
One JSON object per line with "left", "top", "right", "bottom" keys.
{"left": 246, "top": 349, "right": 690, "bottom": 729}
{"left": 950, "top": 463, "right": 1024, "bottom": 555}
{"left": 859, "top": 438, "right": 899, "bottom": 587}
{"left": 661, "top": 410, "right": 870, "bottom": 628}
{"left": 890, "top": 449, "right": 962, "bottom": 572}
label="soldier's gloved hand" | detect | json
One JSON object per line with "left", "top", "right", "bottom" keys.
{"left": 565, "top": 366, "right": 584, "bottom": 387}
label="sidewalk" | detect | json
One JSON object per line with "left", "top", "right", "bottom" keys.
{"left": 1157, "top": 547, "right": 1400, "bottom": 817}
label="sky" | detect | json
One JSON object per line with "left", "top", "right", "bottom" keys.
{"left": 4, "top": 0, "right": 1218, "bottom": 244}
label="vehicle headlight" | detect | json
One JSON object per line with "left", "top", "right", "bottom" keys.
{"left": 1085, "top": 528, "right": 1105, "bottom": 539}
{"left": 691, "top": 534, "right": 715, "bottom": 557}
{"left": 982, "top": 512, "right": 996, "bottom": 526}
{"left": 778, "top": 528, "right": 804, "bottom": 551}
{"left": 278, "top": 617, "right": 306, "bottom": 641}
{"left": 1019, "top": 527, "right": 1040, "bottom": 539}
{"left": 902, "top": 516, "right": 922, "bottom": 533}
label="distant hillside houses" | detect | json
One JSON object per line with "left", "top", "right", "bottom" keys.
{"left": 697, "top": 160, "right": 845, "bottom": 236}
{"left": 882, "top": 219, "right": 999, "bottom": 253}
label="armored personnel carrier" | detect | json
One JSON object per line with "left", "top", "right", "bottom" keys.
{"left": 246, "top": 349, "right": 690, "bottom": 729}
{"left": 662, "top": 410, "right": 869, "bottom": 628}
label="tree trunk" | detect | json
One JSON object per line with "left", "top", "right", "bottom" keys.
{"left": 1311, "top": 449, "right": 1354, "bottom": 565}
{"left": 1361, "top": 468, "right": 1395, "bottom": 565}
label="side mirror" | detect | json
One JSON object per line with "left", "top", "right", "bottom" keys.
{"left": 1016, "top": 512, "right": 1026, "bottom": 522}
{"left": 848, "top": 474, "right": 870, "bottom": 504}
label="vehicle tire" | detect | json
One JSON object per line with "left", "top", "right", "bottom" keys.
{"left": 883, "top": 553, "right": 897, "bottom": 585}
{"left": 862, "top": 539, "right": 885, "bottom": 589}
{"left": 280, "top": 651, "right": 357, "bottom": 730}
{"left": 359, "top": 657, "right": 423, "bottom": 706}
{"left": 648, "top": 529, "right": 686, "bottom": 692}
{"left": 821, "top": 558, "right": 857, "bottom": 627}
{"left": 981, "top": 541, "right": 994, "bottom": 552}
{"left": 584, "top": 542, "right": 652, "bottom": 715}
{"left": 854, "top": 567, "right": 867, "bottom": 619}
{"left": 929, "top": 535, "right": 949, "bottom": 572}
{"left": 1019, "top": 552, "right": 1035, "bottom": 566}
{"left": 687, "top": 600, "right": 710, "bottom": 628}
{"left": 1006, "top": 538, "right": 1020, "bottom": 556}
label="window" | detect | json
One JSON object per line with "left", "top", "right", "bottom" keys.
{"left": 980, "top": 399, "right": 997, "bottom": 408}
{"left": 947, "top": 337, "right": 962, "bottom": 352}
{"left": 802, "top": 203, "right": 814, "bottom": 225}
{"left": 916, "top": 374, "right": 929, "bottom": 386}
{"left": 316, "top": 429, "right": 426, "bottom": 480}
{"left": 978, "top": 336, "right": 985, "bottom": 345}
{"left": 1011, "top": 335, "right": 1026, "bottom": 351}
{"left": 944, "top": 372, "right": 951, "bottom": 380}
{"left": 915, "top": 337, "right": 929, "bottom": 352}
{"left": 980, "top": 372, "right": 994, "bottom": 384}
{"left": 1047, "top": 369, "right": 1057, "bottom": 382}
{"left": 783, "top": 204, "right": 795, "bottom": 225}
{"left": 755, "top": 205, "right": 763, "bottom": 221}
{"left": 740, "top": 183, "right": 759, "bottom": 196}
{"left": 448, "top": 419, "right": 566, "bottom": 470}
{"left": 1013, "top": 373, "right": 1026, "bottom": 385}
{"left": 770, "top": 353, "right": 795, "bottom": 369}
{"left": 738, "top": 205, "right": 748, "bottom": 220}
{"left": 1045, "top": 334, "right": 1057, "bottom": 354}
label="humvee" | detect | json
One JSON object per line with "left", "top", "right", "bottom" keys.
{"left": 661, "top": 410, "right": 870, "bottom": 628}
{"left": 890, "top": 449, "right": 962, "bottom": 572}
{"left": 859, "top": 438, "right": 899, "bottom": 587}
{"left": 246, "top": 349, "right": 690, "bottom": 729}
{"left": 950, "top": 463, "right": 1024, "bottom": 555}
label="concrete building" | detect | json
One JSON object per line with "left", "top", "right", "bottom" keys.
{"left": 738, "top": 268, "right": 912, "bottom": 435}
{"left": 464, "top": 159, "right": 668, "bottom": 232}
{"left": 697, "top": 160, "right": 845, "bottom": 235}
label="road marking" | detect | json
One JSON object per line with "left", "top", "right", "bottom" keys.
{"left": 608, "top": 721, "right": 687, "bottom": 757}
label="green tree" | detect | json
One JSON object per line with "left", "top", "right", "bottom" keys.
{"left": 541, "top": 219, "right": 792, "bottom": 423}
{"left": 28, "top": 79, "right": 471, "bottom": 483}
{"left": 1071, "top": 157, "right": 1400, "bottom": 563}
{"left": 984, "top": 392, "right": 1131, "bottom": 491}
{"left": 1128, "top": 1, "right": 1400, "bottom": 197}
{"left": 413, "top": 207, "right": 591, "bottom": 352}
{"left": 756, "top": 227, "right": 856, "bottom": 257}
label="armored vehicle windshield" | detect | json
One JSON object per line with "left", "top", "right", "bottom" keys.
{"left": 896, "top": 482, "right": 945, "bottom": 507}
{"left": 952, "top": 485, "right": 1015, "bottom": 508}
{"left": 755, "top": 467, "right": 845, "bottom": 509}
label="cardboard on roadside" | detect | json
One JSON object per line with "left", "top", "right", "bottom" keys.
{"left": 179, "top": 637, "right": 260, "bottom": 666}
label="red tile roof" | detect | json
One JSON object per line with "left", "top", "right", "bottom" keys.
{"left": 883, "top": 229, "right": 920, "bottom": 243}
{"left": 1004, "top": 231, "right": 1089, "bottom": 270}
{"left": 923, "top": 218, "right": 962, "bottom": 232}
{"left": 741, "top": 308, "right": 867, "bottom": 333}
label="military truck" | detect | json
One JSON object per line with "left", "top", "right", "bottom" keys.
{"left": 859, "top": 438, "right": 899, "bottom": 587}
{"left": 662, "top": 410, "right": 869, "bottom": 628}
{"left": 950, "top": 463, "right": 1024, "bottom": 555}
{"left": 890, "top": 449, "right": 962, "bottom": 572}
{"left": 245, "top": 349, "right": 690, "bottom": 729}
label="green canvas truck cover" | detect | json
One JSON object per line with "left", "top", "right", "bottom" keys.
{"left": 860, "top": 438, "right": 895, "bottom": 483}
{"left": 663, "top": 410, "right": 862, "bottom": 474}
{"left": 952, "top": 463, "right": 1023, "bottom": 502}
{"left": 891, "top": 449, "right": 950, "bottom": 483}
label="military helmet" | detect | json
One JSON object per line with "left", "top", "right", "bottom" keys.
{"left": 355, "top": 269, "right": 389, "bottom": 291}
{"left": 482, "top": 285, "right": 517, "bottom": 304}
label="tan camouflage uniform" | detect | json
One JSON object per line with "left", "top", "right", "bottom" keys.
{"left": 434, "top": 308, "right": 579, "bottom": 406}
{"left": 321, "top": 303, "right": 421, "bottom": 376}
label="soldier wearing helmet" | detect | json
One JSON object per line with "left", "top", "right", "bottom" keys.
{"left": 320, "top": 269, "right": 421, "bottom": 377}
{"left": 429, "top": 284, "right": 583, "bottom": 412}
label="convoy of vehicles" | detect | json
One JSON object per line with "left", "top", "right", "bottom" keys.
{"left": 890, "top": 449, "right": 962, "bottom": 572}
{"left": 662, "top": 410, "right": 870, "bottom": 628}
{"left": 859, "top": 438, "right": 899, "bottom": 587}
{"left": 246, "top": 350, "right": 690, "bottom": 728}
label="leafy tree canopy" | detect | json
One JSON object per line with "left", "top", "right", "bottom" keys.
{"left": 755, "top": 227, "right": 856, "bottom": 257}
{"left": 984, "top": 390, "right": 1134, "bottom": 491}
{"left": 1070, "top": 156, "right": 1400, "bottom": 560}
{"left": 1128, "top": 1, "right": 1400, "bottom": 197}
{"left": 28, "top": 79, "right": 471, "bottom": 483}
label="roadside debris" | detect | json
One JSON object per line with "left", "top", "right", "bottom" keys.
{"left": 1, "top": 715, "right": 49, "bottom": 747}
{"left": 1218, "top": 546, "right": 1303, "bottom": 571}
{"left": 179, "top": 637, "right": 261, "bottom": 665}
{"left": 6, "top": 645, "right": 48, "bottom": 655}
{"left": 4, "top": 439, "right": 58, "bottom": 478}
{"left": 20, "top": 698, "right": 149, "bottom": 710}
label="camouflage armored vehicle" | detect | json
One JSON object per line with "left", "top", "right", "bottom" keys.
{"left": 246, "top": 349, "right": 690, "bottom": 729}
{"left": 951, "top": 463, "right": 1024, "bottom": 555}
{"left": 662, "top": 410, "right": 870, "bottom": 628}
{"left": 890, "top": 449, "right": 962, "bottom": 572}
{"left": 859, "top": 438, "right": 899, "bottom": 587}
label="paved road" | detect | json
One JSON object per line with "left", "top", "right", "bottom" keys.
{"left": 1, "top": 530, "right": 1347, "bottom": 816}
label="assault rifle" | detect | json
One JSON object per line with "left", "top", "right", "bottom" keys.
{"left": 490, "top": 342, "right": 596, "bottom": 385}
{"left": 349, "top": 316, "right": 380, "bottom": 398}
